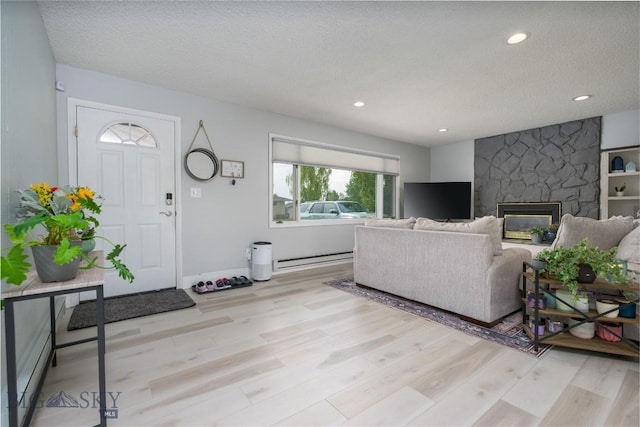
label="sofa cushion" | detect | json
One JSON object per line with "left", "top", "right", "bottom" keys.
{"left": 415, "top": 216, "right": 503, "bottom": 255}
{"left": 365, "top": 217, "right": 416, "bottom": 229}
{"left": 552, "top": 214, "right": 634, "bottom": 250}
{"left": 616, "top": 226, "right": 640, "bottom": 271}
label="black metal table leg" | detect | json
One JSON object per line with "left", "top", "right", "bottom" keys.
{"left": 50, "top": 295, "right": 57, "bottom": 367}
{"left": 5, "top": 299, "right": 19, "bottom": 427}
{"left": 533, "top": 269, "right": 540, "bottom": 352}
{"left": 96, "top": 285, "right": 107, "bottom": 427}
{"left": 522, "top": 262, "right": 527, "bottom": 325}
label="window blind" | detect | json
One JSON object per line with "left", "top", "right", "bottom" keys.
{"left": 271, "top": 135, "right": 399, "bottom": 175}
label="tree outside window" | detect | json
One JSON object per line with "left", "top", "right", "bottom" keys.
{"left": 273, "top": 164, "right": 394, "bottom": 223}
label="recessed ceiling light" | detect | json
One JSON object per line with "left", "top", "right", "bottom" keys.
{"left": 353, "top": 101, "right": 365, "bottom": 107}
{"left": 507, "top": 32, "right": 529, "bottom": 45}
{"left": 573, "top": 95, "right": 591, "bottom": 101}
{"left": 438, "top": 128, "right": 448, "bottom": 133}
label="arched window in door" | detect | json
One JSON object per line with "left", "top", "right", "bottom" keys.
{"left": 99, "top": 122, "right": 157, "bottom": 148}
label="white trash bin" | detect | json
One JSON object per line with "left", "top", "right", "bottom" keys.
{"left": 251, "top": 241, "right": 272, "bottom": 281}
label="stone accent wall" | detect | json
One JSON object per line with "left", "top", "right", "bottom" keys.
{"left": 474, "top": 117, "right": 601, "bottom": 219}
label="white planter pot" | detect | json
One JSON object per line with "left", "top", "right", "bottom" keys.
{"left": 568, "top": 318, "right": 595, "bottom": 339}
{"left": 555, "top": 289, "right": 589, "bottom": 314}
{"left": 596, "top": 299, "right": 620, "bottom": 318}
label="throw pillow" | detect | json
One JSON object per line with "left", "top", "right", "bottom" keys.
{"left": 415, "top": 217, "right": 468, "bottom": 232}
{"left": 552, "top": 214, "right": 634, "bottom": 250}
{"left": 478, "top": 216, "right": 504, "bottom": 256}
{"left": 616, "top": 226, "right": 640, "bottom": 272}
{"left": 415, "top": 216, "right": 503, "bottom": 255}
{"left": 365, "top": 217, "right": 416, "bottom": 229}
{"left": 495, "top": 218, "right": 505, "bottom": 255}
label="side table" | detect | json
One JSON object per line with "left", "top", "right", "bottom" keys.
{"left": 2, "top": 252, "right": 107, "bottom": 427}
{"left": 521, "top": 261, "right": 640, "bottom": 357}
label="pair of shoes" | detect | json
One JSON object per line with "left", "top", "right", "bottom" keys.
{"left": 195, "top": 281, "right": 207, "bottom": 293}
{"left": 229, "top": 276, "right": 252, "bottom": 287}
{"left": 216, "top": 278, "right": 231, "bottom": 289}
{"left": 206, "top": 281, "right": 215, "bottom": 291}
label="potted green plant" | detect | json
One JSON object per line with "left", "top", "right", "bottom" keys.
{"left": 615, "top": 183, "right": 626, "bottom": 197}
{"left": 529, "top": 226, "right": 545, "bottom": 244}
{"left": 544, "top": 223, "right": 559, "bottom": 243}
{"left": 534, "top": 238, "right": 629, "bottom": 300}
{"left": 1, "top": 183, "right": 134, "bottom": 285}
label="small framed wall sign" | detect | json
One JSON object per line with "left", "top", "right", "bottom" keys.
{"left": 221, "top": 160, "right": 245, "bottom": 178}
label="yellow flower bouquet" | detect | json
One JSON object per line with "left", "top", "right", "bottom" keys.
{"left": 1, "top": 183, "right": 134, "bottom": 285}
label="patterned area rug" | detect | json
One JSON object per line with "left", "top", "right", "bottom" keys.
{"left": 325, "top": 278, "right": 551, "bottom": 358}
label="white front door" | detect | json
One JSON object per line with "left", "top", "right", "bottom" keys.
{"left": 75, "top": 104, "right": 177, "bottom": 297}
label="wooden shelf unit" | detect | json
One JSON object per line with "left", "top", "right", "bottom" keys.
{"left": 519, "top": 298, "right": 639, "bottom": 324}
{"left": 522, "top": 266, "right": 639, "bottom": 357}
{"left": 522, "top": 325, "right": 639, "bottom": 357}
{"left": 600, "top": 146, "right": 640, "bottom": 219}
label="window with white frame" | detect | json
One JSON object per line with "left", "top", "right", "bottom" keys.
{"left": 99, "top": 122, "right": 157, "bottom": 147}
{"left": 270, "top": 135, "right": 399, "bottom": 225}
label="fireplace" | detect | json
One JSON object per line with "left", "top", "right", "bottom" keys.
{"left": 497, "top": 202, "right": 561, "bottom": 240}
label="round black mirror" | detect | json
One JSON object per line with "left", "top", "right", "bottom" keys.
{"left": 185, "top": 148, "right": 219, "bottom": 181}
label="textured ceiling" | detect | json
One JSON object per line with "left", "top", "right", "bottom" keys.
{"left": 38, "top": 1, "right": 640, "bottom": 147}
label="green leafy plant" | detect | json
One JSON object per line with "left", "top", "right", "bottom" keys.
{"left": 535, "top": 238, "right": 630, "bottom": 300}
{"left": 1, "top": 183, "right": 134, "bottom": 286}
{"left": 615, "top": 183, "right": 626, "bottom": 192}
{"left": 547, "top": 223, "right": 559, "bottom": 232}
{"left": 529, "top": 226, "right": 545, "bottom": 237}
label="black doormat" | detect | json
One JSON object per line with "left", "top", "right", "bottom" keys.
{"left": 67, "top": 288, "right": 196, "bottom": 331}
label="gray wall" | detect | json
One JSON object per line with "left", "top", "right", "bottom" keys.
{"left": 1, "top": 2, "right": 59, "bottom": 425}
{"left": 601, "top": 109, "right": 640, "bottom": 150}
{"left": 428, "top": 140, "right": 475, "bottom": 216}
{"left": 474, "top": 117, "right": 602, "bottom": 219}
{"left": 431, "top": 110, "right": 639, "bottom": 217}
{"left": 55, "top": 65, "right": 432, "bottom": 281}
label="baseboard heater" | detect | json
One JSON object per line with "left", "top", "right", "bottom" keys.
{"left": 273, "top": 251, "right": 353, "bottom": 272}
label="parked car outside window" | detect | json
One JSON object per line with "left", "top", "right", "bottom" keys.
{"left": 300, "top": 201, "right": 373, "bottom": 220}
{"left": 299, "top": 202, "right": 312, "bottom": 214}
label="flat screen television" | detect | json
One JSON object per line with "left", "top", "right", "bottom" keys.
{"left": 403, "top": 182, "right": 472, "bottom": 220}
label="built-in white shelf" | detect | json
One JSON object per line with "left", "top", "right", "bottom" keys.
{"left": 600, "top": 146, "right": 640, "bottom": 219}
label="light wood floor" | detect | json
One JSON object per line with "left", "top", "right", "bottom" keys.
{"left": 32, "top": 263, "right": 639, "bottom": 426}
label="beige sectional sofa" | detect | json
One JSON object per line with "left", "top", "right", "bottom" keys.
{"left": 354, "top": 216, "right": 532, "bottom": 325}
{"left": 550, "top": 213, "right": 639, "bottom": 274}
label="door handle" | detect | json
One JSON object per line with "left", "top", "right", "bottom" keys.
{"left": 159, "top": 211, "right": 173, "bottom": 217}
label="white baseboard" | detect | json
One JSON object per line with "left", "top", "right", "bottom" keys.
{"left": 273, "top": 251, "right": 353, "bottom": 272}
{"left": 271, "top": 258, "right": 352, "bottom": 275}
